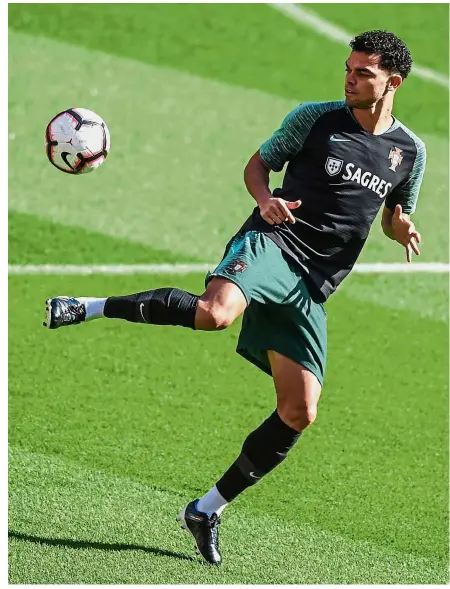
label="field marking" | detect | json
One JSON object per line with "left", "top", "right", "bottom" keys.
{"left": 8, "top": 264, "right": 213, "bottom": 275}
{"left": 269, "top": 3, "right": 449, "bottom": 89}
{"left": 8, "top": 263, "right": 450, "bottom": 275}
{"left": 351, "top": 263, "right": 449, "bottom": 273}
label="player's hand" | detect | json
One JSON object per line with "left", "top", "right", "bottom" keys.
{"left": 258, "top": 197, "right": 302, "bottom": 225}
{"left": 392, "top": 204, "right": 421, "bottom": 263}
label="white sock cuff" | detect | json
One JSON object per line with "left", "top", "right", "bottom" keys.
{"left": 196, "top": 485, "right": 228, "bottom": 517}
{"left": 78, "top": 297, "right": 107, "bottom": 321}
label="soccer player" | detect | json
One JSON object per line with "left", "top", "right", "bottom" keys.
{"left": 44, "top": 31, "right": 425, "bottom": 565}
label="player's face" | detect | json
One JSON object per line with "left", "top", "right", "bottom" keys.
{"left": 344, "top": 52, "right": 394, "bottom": 108}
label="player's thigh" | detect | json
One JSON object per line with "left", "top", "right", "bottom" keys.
{"left": 198, "top": 230, "right": 277, "bottom": 326}
{"left": 206, "top": 230, "right": 294, "bottom": 306}
{"left": 237, "top": 270, "right": 327, "bottom": 385}
{"left": 268, "top": 350, "right": 322, "bottom": 422}
{"left": 198, "top": 276, "right": 247, "bottom": 323}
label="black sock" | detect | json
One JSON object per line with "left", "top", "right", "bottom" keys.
{"left": 103, "top": 288, "right": 199, "bottom": 329}
{"left": 216, "top": 410, "right": 302, "bottom": 502}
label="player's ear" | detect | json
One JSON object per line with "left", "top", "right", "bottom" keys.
{"left": 387, "top": 73, "right": 403, "bottom": 91}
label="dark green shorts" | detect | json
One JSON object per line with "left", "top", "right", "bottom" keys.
{"left": 205, "top": 230, "right": 327, "bottom": 385}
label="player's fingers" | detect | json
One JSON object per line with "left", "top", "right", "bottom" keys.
{"left": 410, "top": 237, "right": 420, "bottom": 256}
{"left": 270, "top": 214, "right": 283, "bottom": 224}
{"left": 286, "top": 199, "right": 302, "bottom": 209}
{"left": 270, "top": 205, "right": 289, "bottom": 223}
{"left": 411, "top": 231, "right": 421, "bottom": 244}
{"left": 278, "top": 204, "right": 296, "bottom": 224}
{"left": 268, "top": 209, "right": 281, "bottom": 222}
{"left": 406, "top": 243, "right": 412, "bottom": 263}
{"left": 281, "top": 209, "right": 295, "bottom": 224}
{"left": 395, "top": 204, "right": 402, "bottom": 218}
{"left": 261, "top": 213, "right": 274, "bottom": 225}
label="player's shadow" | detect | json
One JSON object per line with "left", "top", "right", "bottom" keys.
{"left": 8, "top": 530, "right": 196, "bottom": 563}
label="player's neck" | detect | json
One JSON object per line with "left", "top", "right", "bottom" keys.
{"left": 351, "top": 101, "right": 394, "bottom": 136}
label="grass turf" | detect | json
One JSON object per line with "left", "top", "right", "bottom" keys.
{"left": 8, "top": 2, "right": 449, "bottom": 583}
{"left": 8, "top": 3, "right": 449, "bottom": 137}
{"left": 8, "top": 31, "right": 448, "bottom": 263}
{"left": 309, "top": 3, "right": 449, "bottom": 76}
{"left": 8, "top": 211, "right": 201, "bottom": 265}
{"left": 9, "top": 446, "right": 446, "bottom": 584}
{"left": 9, "top": 274, "right": 448, "bottom": 577}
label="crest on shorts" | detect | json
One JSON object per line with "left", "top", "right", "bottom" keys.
{"left": 325, "top": 157, "right": 343, "bottom": 176}
{"left": 388, "top": 147, "right": 403, "bottom": 172}
{"left": 226, "top": 260, "right": 248, "bottom": 275}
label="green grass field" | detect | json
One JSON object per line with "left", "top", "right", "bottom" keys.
{"left": 8, "top": 3, "right": 449, "bottom": 584}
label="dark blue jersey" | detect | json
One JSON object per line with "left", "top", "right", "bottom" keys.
{"left": 241, "top": 101, "right": 426, "bottom": 302}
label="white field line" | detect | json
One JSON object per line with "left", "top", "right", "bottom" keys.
{"left": 269, "top": 3, "right": 449, "bottom": 89}
{"left": 7, "top": 264, "right": 213, "bottom": 276}
{"left": 7, "top": 263, "right": 450, "bottom": 275}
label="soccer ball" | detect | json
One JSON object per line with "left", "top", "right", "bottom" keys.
{"left": 45, "top": 108, "right": 110, "bottom": 174}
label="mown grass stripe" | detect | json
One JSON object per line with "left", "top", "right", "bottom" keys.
{"left": 270, "top": 3, "right": 450, "bottom": 88}
{"left": 9, "top": 447, "right": 447, "bottom": 584}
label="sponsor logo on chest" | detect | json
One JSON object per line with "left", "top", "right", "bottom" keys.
{"left": 340, "top": 163, "right": 393, "bottom": 198}
{"left": 324, "top": 141, "right": 402, "bottom": 198}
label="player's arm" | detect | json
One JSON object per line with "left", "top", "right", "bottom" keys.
{"left": 244, "top": 151, "right": 300, "bottom": 225}
{"left": 244, "top": 151, "right": 272, "bottom": 205}
{"left": 244, "top": 104, "right": 309, "bottom": 225}
{"left": 382, "top": 139, "right": 426, "bottom": 262}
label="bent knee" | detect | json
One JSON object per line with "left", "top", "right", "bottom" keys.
{"left": 209, "top": 309, "right": 234, "bottom": 330}
{"left": 196, "top": 277, "right": 247, "bottom": 331}
{"left": 278, "top": 403, "right": 318, "bottom": 431}
{"left": 196, "top": 301, "right": 236, "bottom": 330}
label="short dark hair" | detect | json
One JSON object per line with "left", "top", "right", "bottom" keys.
{"left": 349, "top": 30, "right": 413, "bottom": 79}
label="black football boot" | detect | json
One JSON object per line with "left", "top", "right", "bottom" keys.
{"left": 44, "top": 296, "right": 86, "bottom": 329}
{"left": 177, "top": 500, "right": 222, "bottom": 565}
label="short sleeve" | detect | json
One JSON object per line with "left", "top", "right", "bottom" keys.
{"left": 259, "top": 101, "right": 345, "bottom": 172}
{"left": 385, "top": 138, "right": 426, "bottom": 214}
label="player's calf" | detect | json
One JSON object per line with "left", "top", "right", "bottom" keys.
{"left": 43, "top": 289, "right": 199, "bottom": 330}
{"left": 199, "top": 409, "right": 302, "bottom": 512}
{"left": 196, "top": 355, "right": 321, "bottom": 517}
{"left": 104, "top": 288, "right": 199, "bottom": 328}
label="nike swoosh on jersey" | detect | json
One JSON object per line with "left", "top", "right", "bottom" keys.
{"left": 139, "top": 302, "right": 147, "bottom": 323}
{"left": 249, "top": 472, "right": 261, "bottom": 479}
{"left": 330, "top": 135, "right": 351, "bottom": 142}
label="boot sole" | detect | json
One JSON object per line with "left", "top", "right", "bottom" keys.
{"left": 43, "top": 298, "right": 53, "bottom": 329}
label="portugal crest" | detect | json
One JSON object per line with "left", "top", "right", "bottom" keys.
{"left": 325, "top": 157, "right": 343, "bottom": 176}
{"left": 388, "top": 147, "right": 403, "bottom": 172}
{"left": 226, "top": 260, "right": 248, "bottom": 275}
